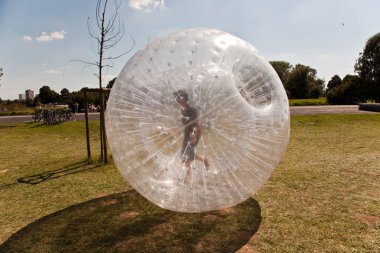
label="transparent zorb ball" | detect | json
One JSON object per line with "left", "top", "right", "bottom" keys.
{"left": 106, "top": 28, "right": 290, "bottom": 212}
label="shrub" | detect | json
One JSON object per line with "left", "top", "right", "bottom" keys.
{"left": 326, "top": 75, "right": 362, "bottom": 105}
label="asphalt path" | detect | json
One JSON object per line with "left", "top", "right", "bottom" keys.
{"left": 0, "top": 105, "right": 378, "bottom": 124}
{"left": 0, "top": 113, "right": 100, "bottom": 124}
{"left": 289, "top": 105, "right": 378, "bottom": 115}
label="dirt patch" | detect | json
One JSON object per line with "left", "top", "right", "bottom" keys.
{"left": 249, "top": 224, "right": 265, "bottom": 243}
{"left": 218, "top": 207, "right": 236, "bottom": 216}
{"left": 118, "top": 211, "right": 140, "bottom": 219}
{"left": 96, "top": 193, "right": 109, "bottom": 198}
{"left": 236, "top": 245, "right": 259, "bottom": 253}
{"left": 104, "top": 199, "right": 120, "bottom": 205}
{"left": 355, "top": 214, "right": 380, "bottom": 226}
{"left": 202, "top": 214, "right": 223, "bottom": 224}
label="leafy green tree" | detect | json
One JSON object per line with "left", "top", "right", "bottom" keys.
{"left": 38, "top": 86, "right": 60, "bottom": 104}
{"left": 60, "top": 88, "right": 70, "bottom": 99}
{"left": 34, "top": 97, "right": 41, "bottom": 107}
{"left": 354, "top": 32, "right": 380, "bottom": 101}
{"left": 326, "top": 74, "right": 361, "bottom": 104}
{"left": 342, "top": 74, "right": 362, "bottom": 102}
{"left": 69, "top": 88, "right": 101, "bottom": 111}
{"left": 310, "top": 78, "right": 325, "bottom": 98}
{"left": 270, "top": 61, "right": 293, "bottom": 96}
{"left": 70, "top": 90, "right": 85, "bottom": 110}
{"left": 270, "top": 61, "right": 292, "bottom": 84}
{"left": 287, "top": 64, "right": 322, "bottom": 98}
{"left": 326, "top": 75, "right": 342, "bottom": 91}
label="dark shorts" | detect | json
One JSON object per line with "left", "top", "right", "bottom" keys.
{"left": 181, "top": 136, "right": 200, "bottom": 163}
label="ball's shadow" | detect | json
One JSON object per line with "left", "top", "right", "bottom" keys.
{"left": 1, "top": 190, "right": 261, "bottom": 253}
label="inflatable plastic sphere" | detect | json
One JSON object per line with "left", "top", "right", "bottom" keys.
{"left": 106, "top": 28, "right": 290, "bottom": 212}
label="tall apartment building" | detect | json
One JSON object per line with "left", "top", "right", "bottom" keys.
{"left": 25, "top": 89, "right": 34, "bottom": 100}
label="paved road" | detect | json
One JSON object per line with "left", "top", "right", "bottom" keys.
{"left": 0, "top": 113, "right": 100, "bottom": 124}
{"left": 290, "top": 105, "right": 378, "bottom": 115}
{"left": 0, "top": 106, "right": 378, "bottom": 124}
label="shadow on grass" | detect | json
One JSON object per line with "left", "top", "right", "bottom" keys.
{"left": 17, "top": 161, "right": 100, "bottom": 185}
{"left": 0, "top": 161, "right": 100, "bottom": 189}
{"left": 0, "top": 190, "right": 261, "bottom": 253}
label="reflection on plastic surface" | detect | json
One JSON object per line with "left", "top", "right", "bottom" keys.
{"left": 106, "top": 28, "right": 290, "bottom": 212}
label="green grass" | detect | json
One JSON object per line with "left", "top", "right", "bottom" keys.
{"left": 250, "top": 114, "right": 380, "bottom": 252}
{"left": 1, "top": 115, "right": 379, "bottom": 252}
{"left": 289, "top": 97, "right": 328, "bottom": 106}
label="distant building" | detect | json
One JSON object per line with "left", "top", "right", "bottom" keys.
{"left": 19, "top": 94, "right": 26, "bottom": 101}
{"left": 25, "top": 89, "right": 34, "bottom": 100}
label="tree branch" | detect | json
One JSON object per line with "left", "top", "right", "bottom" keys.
{"left": 70, "top": 0, "right": 134, "bottom": 89}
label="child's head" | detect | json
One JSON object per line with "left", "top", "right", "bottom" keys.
{"left": 173, "top": 89, "right": 189, "bottom": 105}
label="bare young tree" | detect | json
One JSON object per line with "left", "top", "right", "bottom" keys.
{"left": 75, "top": 0, "right": 134, "bottom": 163}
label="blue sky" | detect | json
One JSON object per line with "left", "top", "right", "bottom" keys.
{"left": 0, "top": 0, "right": 379, "bottom": 99}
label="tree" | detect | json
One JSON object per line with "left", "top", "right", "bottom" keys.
{"left": 270, "top": 61, "right": 293, "bottom": 96}
{"left": 326, "top": 74, "right": 342, "bottom": 91}
{"left": 38, "top": 86, "right": 59, "bottom": 104}
{"left": 61, "top": 88, "right": 70, "bottom": 99}
{"left": 354, "top": 32, "right": 380, "bottom": 101}
{"left": 326, "top": 74, "right": 361, "bottom": 104}
{"left": 270, "top": 61, "right": 293, "bottom": 84}
{"left": 86, "top": 0, "right": 134, "bottom": 89}
{"left": 69, "top": 88, "right": 99, "bottom": 111}
{"left": 74, "top": 0, "right": 134, "bottom": 163}
{"left": 310, "top": 78, "right": 325, "bottom": 98}
{"left": 287, "top": 64, "right": 322, "bottom": 98}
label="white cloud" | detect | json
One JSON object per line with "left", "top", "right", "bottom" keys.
{"left": 22, "top": 35, "right": 32, "bottom": 41}
{"left": 44, "top": 69, "right": 60, "bottom": 74}
{"left": 36, "top": 30, "right": 66, "bottom": 42}
{"left": 129, "top": 0, "right": 165, "bottom": 12}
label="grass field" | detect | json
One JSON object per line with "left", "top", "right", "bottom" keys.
{"left": 0, "top": 115, "right": 379, "bottom": 252}
{"left": 0, "top": 103, "right": 34, "bottom": 116}
{"left": 289, "top": 97, "right": 328, "bottom": 106}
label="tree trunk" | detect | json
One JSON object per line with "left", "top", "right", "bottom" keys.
{"left": 84, "top": 90, "right": 91, "bottom": 161}
{"left": 99, "top": 89, "right": 108, "bottom": 163}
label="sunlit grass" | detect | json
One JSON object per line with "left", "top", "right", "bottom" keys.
{"left": 289, "top": 97, "right": 328, "bottom": 106}
{"left": 250, "top": 114, "right": 380, "bottom": 252}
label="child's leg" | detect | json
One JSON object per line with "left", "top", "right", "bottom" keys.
{"left": 195, "top": 153, "right": 209, "bottom": 169}
{"left": 184, "top": 160, "right": 191, "bottom": 183}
